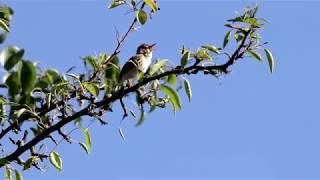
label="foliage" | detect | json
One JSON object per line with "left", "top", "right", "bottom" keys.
{"left": 0, "top": 0, "right": 274, "bottom": 178}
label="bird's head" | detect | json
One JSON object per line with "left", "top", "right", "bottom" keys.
{"left": 136, "top": 43, "right": 156, "bottom": 56}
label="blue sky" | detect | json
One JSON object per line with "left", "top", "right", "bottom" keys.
{"left": 1, "top": 0, "right": 320, "bottom": 179}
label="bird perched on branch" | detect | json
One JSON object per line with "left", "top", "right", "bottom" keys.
{"left": 119, "top": 43, "right": 156, "bottom": 86}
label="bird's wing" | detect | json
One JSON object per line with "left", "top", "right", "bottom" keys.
{"left": 119, "top": 55, "right": 141, "bottom": 83}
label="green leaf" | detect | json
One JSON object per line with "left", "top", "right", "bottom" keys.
{"left": 136, "top": 10, "right": 148, "bottom": 25}
{"left": 0, "top": 33, "right": 7, "bottom": 44}
{"left": 247, "top": 50, "right": 262, "bottom": 62}
{"left": 82, "top": 128, "right": 92, "bottom": 151}
{"left": 195, "top": 49, "right": 211, "bottom": 61}
{"left": 0, "top": 19, "right": 9, "bottom": 32}
{"left": 5, "top": 72, "right": 21, "bottom": 96}
{"left": 183, "top": 78, "right": 192, "bottom": 102}
{"left": 82, "top": 82, "right": 99, "bottom": 97}
{"left": 14, "top": 170, "right": 23, "bottom": 180}
{"left": 5, "top": 165, "right": 11, "bottom": 180}
{"left": 234, "top": 33, "right": 244, "bottom": 42}
{"left": 167, "top": 74, "right": 177, "bottom": 86}
{"left": 81, "top": 56, "right": 98, "bottom": 70}
{"left": 108, "top": 0, "right": 126, "bottom": 9}
{"left": 223, "top": 31, "right": 231, "bottom": 48}
{"left": 243, "top": 18, "right": 262, "bottom": 28}
{"left": 78, "top": 142, "right": 89, "bottom": 155}
{"left": 49, "top": 151, "right": 62, "bottom": 172}
{"left": 23, "top": 156, "right": 39, "bottom": 170}
{"left": 20, "top": 61, "right": 36, "bottom": 94}
{"left": 148, "top": 59, "right": 167, "bottom": 75}
{"left": 264, "top": 48, "right": 274, "bottom": 73}
{"left": 180, "top": 51, "right": 191, "bottom": 67}
{"left": 135, "top": 107, "right": 145, "bottom": 127}
{"left": 143, "top": 0, "right": 158, "bottom": 12}
{"left": 201, "top": 45, "right": 220, "bottom": 54}
{"left": 0, "top": 46, "right": 24, "bottom": 71}
{"left": 46, "top": 69, "right": 62, "bottom": 84}
{"left": 160, "top": 85, "right": 182, "bottom": 111}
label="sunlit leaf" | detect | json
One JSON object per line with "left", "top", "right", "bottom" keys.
{"left": 81, "top": 56, "right": 98, "bottom": 70}
{"left": 82, "top": 128, "right": 92, "bottom": 150}
{"left": 264, "top": 48, "right": 274, "bottom": 73}
{"left": 148, "top": 59, "right": 167, "bottom": 75}
{"left": 49, "top": 151, "right": 62, "bottom": 172}
{"left": 180, "top": 51, "right": 191, "bottom": 67}
{"left": 5, "top": 165, "right": 11, "bottom": 180}
{"left": 78, "top": 142, "right": 89, "bottom": 155}
{"left": 14, "top": 169, "right": 23, "bottom": 180}
{"left": 223, "top": 31, "right": 231, "bottom": 48}
{"left": 160, "top": 85, "right": 182, "bottom": 111}
{"left": 136, "top": 10, "right": 148, "bottom": 25}
{"left": 247, "top": 50, "right": 262, "bottom": 62}
{"left": 82, "top": 82, "right": 99, "bottom": 97}
{"left": 143, "top": 0, "right": 158, "bottom": 12}
{"left": 195, "top": 49, "right": 211, "bottom": 61}
{"left": 183, "top": 78, "right": 192, "bottom": 102}
{"left": 201, "top": 45, "right": 220, "bottom": 54}
{"left": 0, "top": 46, "right": 24, "bottom": 71}
{"left": 0, "top": 19, "right": 9, "bottom": 32}
{"left": 108, "top": 0, "right": 126, "bottom": 9}
{"left": 20, "top": 61, "right": 36, "bottom": 94}
{"left": 167, "top": 74, "right": 177, "bottom": 86}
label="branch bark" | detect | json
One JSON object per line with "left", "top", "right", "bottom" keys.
{"left": 0, "top": 29, "right": 251, "bottom": 168}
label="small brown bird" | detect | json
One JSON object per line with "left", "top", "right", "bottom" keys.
{"left": 119, "top": 43, "right": 156, "bottom": 85}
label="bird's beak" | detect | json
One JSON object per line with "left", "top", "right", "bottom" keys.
{"left": 149, "top": 43, "right": 156, "bottom": 50}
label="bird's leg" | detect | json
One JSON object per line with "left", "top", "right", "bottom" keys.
{"left": 127, "top": 79, "right": 133, "bottom": 88}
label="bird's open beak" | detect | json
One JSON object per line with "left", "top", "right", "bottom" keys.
{"left": 150, "top": 43, "right": 156, "bottom": 50}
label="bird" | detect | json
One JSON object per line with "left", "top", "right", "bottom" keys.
{"left": 119, "top": 43, "right": 156, "bottom": 86}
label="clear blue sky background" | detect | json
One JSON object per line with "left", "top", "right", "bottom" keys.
{"left": 1, "top": 0, "right": 320, "bottom": 179}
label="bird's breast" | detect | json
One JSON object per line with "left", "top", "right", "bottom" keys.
{"left": 141, "top": 53, "right": 152, "bottom": 73}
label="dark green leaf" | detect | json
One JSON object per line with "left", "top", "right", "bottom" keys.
{"left": 135, "top": 107, "right": 145, "bottom": 127}
{"left": 82, "top": 82, "right": 99, "bottom": 97}
{"left": 108, "top": 0, "right": 126, "bottom": 9}
{"left": 247, "top": 50, "right": 262, "bottom": 62}
{"left": 0, "top": 46, "right": 24, "bottom": 71}
{"left": 201, "top": 45, "right": 220, "bottom": 54}
{"left": 49, "top": 151, "right": 62, "bottom": 172}
{"left": 82, "top": 128, "right": 92, "bottom": 150}
{"left": 14, "top": 170, "right": 23, "bottom": 180}
{"left": 223, "top": 31, "right": 231, "bottom": 48}
{"left": 46, "top": 69, "right": 62, "bottom": 84}
{"left": 264, "top": 48, "right": 274, "bottom": 73}
{"left": 5, "top": 72, "right": 21, "bottom": 96}
{"left": 78, "top": 142, "right": 89, "bottom": 155}
{"left": 180, "top": 51, "right": 191, "bottom": 67}
{"left": 136, "top": 10, "right": 148, "bottom": 25}
{"left": 20, "top": 61, "right": 36, "bottom": 94}
{"left": 183, "top": 78, "right": 192, "bottom": 102}
{"left": 0, "top": 33, "right": 7, "bottom": 44}
{"left": 143, "top": 0, "right": 158, "bottom": 12}
{"left": 167, "top": 74, "right": 177, "bottom": 86}
{"left": 234, "top": 33, "right": 244, "bottom": 42}
{"left": 23, "top": 156, "right": 39, "bottom": 170}
{"left": 160, "top": 85, "right": 182, "bottom": 111}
